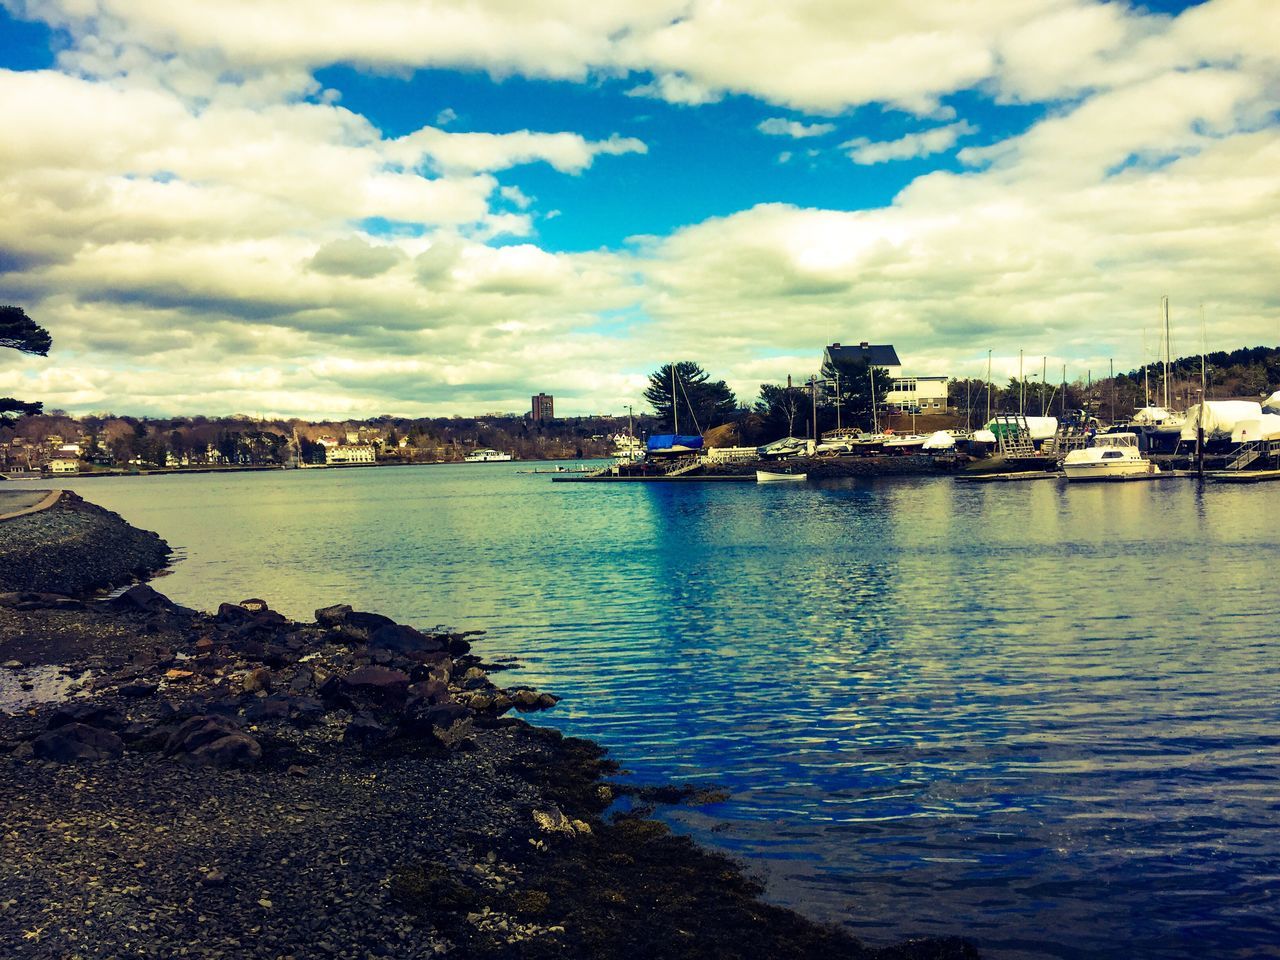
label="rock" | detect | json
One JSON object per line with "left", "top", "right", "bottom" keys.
{"left": 3, "top": 660, "right": 23, "bottom": 670}
{"left": 164, "top": 668, "right": 195, "bottom": 682}
{"left": 110, "top": 583, "right": 174, "bottom": 613}
{"left": 343, "top": 713, "right": 389, "bottom": 747}
{"left": 531, "top": 806, "right": 588, "bottom": 837}
{"left": 48, "top": 702, "right": 124, "bottom": 730}
{"left": 370, "top": 624, "right": 445, "bottom": 655}
{"left": 30, "top": 723, "right": 124, "bottom": 763}
{"left": 194, "top": 637, "right": 215, "bottom": 654}
{"left": 242, "top": 667, "right": 272, "bottom": 694}
{"left": 402, "top": 702, "right": 473, "bottom": 748}
{"left": 287, "top": 668, "right": 313, "bottom": 694}
{"left": 314, "top": 603, "right": 352, "bottom": 628}
{"left": 286, "top": 764, "right": 310, "bottom": 778}
{"left": 244, "top": 696, "right": 292, "bottom": 722}
{"left": 510, "top": 689, "right": 550, "bottom": 712}
{"left": 189, "top": 733, "right": 262, "bottom": 767}
{"left": 215, "top": 602, "right": 254, "bottom": 624}
{"left": 164, "top": 715, "right": 243, "bottom": 756}
{"left": 200, "top": 867, "right": 228, "bottom": 888}
{"left": 341, "top": 666, "right": 410, "bottom": 703}
{"left": 406, "top": 679, "right": 449, "bottom": 707}
{"left": 119, "top": 680, "right": 159, "bottom": 698}
{"left": 336, "top": 611, "right": 396, "bottom": 644}
{"left": 239, "top": 598, "right": 269, "bottom": 612}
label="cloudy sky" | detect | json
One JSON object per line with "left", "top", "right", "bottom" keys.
{"left": 0, "top": 0, "right": 1277, "bottom": 418}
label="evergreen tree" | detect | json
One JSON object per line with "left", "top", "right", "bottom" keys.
{"left": 643, "top": 361, "right": 737, "bottom": 433}
{"left": 0, "top": 305, "right": 52, "bottom": 423}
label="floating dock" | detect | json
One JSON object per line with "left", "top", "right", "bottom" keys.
{"left": 1206, "top": 469, "right": 1280, "bottom": 484}
{"left": 551, "top": 474, "right": 754, "bottom": 483}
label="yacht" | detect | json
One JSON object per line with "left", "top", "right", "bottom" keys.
{"left": 611, "top": 435, "right": 644, "bottom": 460}
{"left": 464, "top": 448, "right": 512, "bottom": 463}
{"left": 1062, "top": 433, "right": 1160, "bottom": 482}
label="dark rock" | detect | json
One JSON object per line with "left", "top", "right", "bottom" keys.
{"left": 164, "top": 715, "right": 243, "bottom": 756}
{"left": 341, "top": 666, "right": 410, "bottom": 703}
{"left": 109, "top": 583, "right": 175, "bottom": 613}
{"left": 194, "top": 637, "right": 215, "bottom": 654}
{"left": 239, "top": 598, "right": 269, "bottom": 612}
{"left": 402, "top": 702, "right": 474, "bottom": 748}
{"left": 30, "top": 723, "right": 124, "bottom": 763}
{"left": 189, "top": 733, "right": 262, "bottom": 767}
{"left": 288, "top": 668, "right": 313, "bottom": 694}
{"left": 406, "top": 679, "right": 449, "bottom": 707}
{"left": 447, "top": 636, "right": 471, "bottom": 656}
{"left": 118, "top": 680, "right": 159, "bottom": 698}
{"left": 336, "top": 611, "right": 396, "bottom": 643}
{"left": 50, "top": 597, "right": 86, "bottom": 610}
{"left": 343, "top": 713, "right": 389, "bottom": 747}
{"left": 370, "top": 624, "right": 445, "bottom": 655}
{"left": 48, "top": 702, "right": 124, "bottom": 730}
{"left": 315, "top": 603, "right": 352, "bottom": 627}
{"left": 244, "top": 696, "right": 292, "bottom": 722}
{"left": 200, "top": 867, "right": 228, "bottom": 887}
{"left": 216, "top": 602, "right": 254, "bottom": 624}
{"left": 242, "top": 667, "right": 272, "bottom": 694}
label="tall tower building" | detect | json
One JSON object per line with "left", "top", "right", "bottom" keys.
{"left": 531, "top": 393, "right": 554, "bottom": 422}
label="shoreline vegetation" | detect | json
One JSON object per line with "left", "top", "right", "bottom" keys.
{"left": 0, "top": 495, "right": 978, "bottom": 959}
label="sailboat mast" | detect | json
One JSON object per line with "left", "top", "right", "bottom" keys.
{"left": 1162, "top": 296, "right": 1171, "bottom": 410}
{"left": 671, "top": 362, "right": 678, "bottom": 435}
{"left": 986, "top": 350, "right": 992, "bottom": 422}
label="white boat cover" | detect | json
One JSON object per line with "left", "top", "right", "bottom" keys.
{"left": 921, "top": 430, "right": 956, "bottom": 450}
{"left": 1131, "top": 406, "right": 1176, "bottom": 425}
{"left": 1230, "top": 414, "right": 1280, "bottom": 443}
{"left": 1179, "top": 401, "right": 1264, "bottom": 441}
{"left": 983, "top": 417, "right": 1058, "bottom": 440}
{"left": 972, "top": 429, "right": 996, "bottom": 443}
{"left": 1262, "top": 391, "right": 1280, "bottom": 414}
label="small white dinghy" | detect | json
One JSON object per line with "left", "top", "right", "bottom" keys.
{"left": 756, "top": 469, "right": 807, "bottom": 483}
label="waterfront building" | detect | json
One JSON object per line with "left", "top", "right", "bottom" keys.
{"left": 326, "top": 444, "right": 376, "bottom": 465}
{"left": 47, "top": 457, "right": 80, "bottom": 474}
{"left": 882, "top": 376, "right": 950, "bottom": 414}
{"left": 530, "top": 393, "right": 555, "bottom": 422}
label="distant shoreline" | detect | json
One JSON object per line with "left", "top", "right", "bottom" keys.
{"left": 6, "top": 457, "right": 605, "bottom": 482}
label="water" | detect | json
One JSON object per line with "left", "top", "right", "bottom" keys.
{"left": 39, "top": 466, "right": 1280, "bottom": 958}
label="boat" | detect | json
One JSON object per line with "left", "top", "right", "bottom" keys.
{"left": 464, "top": 449, "right": 512, "bottom": 463}
{"left": 756, "top": 469, "right": 807, "bottom": 483}
{"left": 611, "top": 435, "right": 644, "bottom": 460}
{"left": 1062, "top": 433, "right": 1160, "bottom": 481}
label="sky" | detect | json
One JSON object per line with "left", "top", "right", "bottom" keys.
{"left": 0, "top": 0, "right": 1277, "bottom": 419}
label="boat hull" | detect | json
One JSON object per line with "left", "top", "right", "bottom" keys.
{"left": 1063, "top": 462, "right": 1161, "bottom": 482}
{"left": 756, "top": 470, "right": 807, "bottom": 483}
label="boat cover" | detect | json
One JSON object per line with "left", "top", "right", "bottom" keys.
{"left": 1131, "top": 406, "right": 1176, "bottom": 425}
{"left": 1263, "top": 392, "right": 1280, "bottom": 414}
{"left": 983, "top": 417, "right": 1058, "bottom": 440}
{"left": 971, "top": 429, "right": 996, "bottom": 443}
{"left": 1230, "top": 414, "right": 1280, "bottom": 443}
{"left": 1178, "top": 401, "right": 1263, "bottom": 441}
{"left": 921, "top": 430, "right": 956, "bottom": 450}
{"left": 646, "top": 434, "right": 704, "bottom": 451}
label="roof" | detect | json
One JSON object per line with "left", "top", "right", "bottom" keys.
{"left": 825, "top": 342, "right": 901, "bottom": 367}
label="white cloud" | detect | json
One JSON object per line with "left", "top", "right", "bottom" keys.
{"left": 757, "top": 117, "right": 836, "bottom": 139}
{"left": 388, "top": 126, "right": 646, "bottom": 175}
{"left": 844, "top": 121, "right": 976, "bottom": 165}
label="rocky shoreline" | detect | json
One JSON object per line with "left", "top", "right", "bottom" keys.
{"left": 0, "top": 491, "right": 170, "bottom": 595}
{"left": 0, "top": 515, "right": 979, "bottom": 958}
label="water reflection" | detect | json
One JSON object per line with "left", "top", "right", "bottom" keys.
{"left": 38, "top": 466, "right": 1280, "bottom": 959}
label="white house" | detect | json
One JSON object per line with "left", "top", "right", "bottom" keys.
{"left": 47, "top": 457, "right": 80, "bottom": 474}
{"left": 326, "top": 444, "right": 376, "bottom": 465}
{"left": 882, "top": 376, "right": 950, "bottom": 413}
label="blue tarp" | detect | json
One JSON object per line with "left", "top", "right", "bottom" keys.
{"left": 646, "top": 434, "right": 704, "bottom": 451}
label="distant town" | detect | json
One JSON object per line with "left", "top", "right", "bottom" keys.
{"left": 4, "top": 342, "right": 1278, "bottom": 478}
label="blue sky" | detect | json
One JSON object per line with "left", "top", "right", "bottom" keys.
{"left": 0, "top": 0, "right": 1275, "bottom": 419}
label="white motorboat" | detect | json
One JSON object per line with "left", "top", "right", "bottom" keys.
{"left": 1062, "top": 433, "right": 1160, "bottom": 481}
{"left": 756, "top": 469, "right": 807, "bottom": 483}
{"left": 464, "top": 448, "right": 512, "bottom": 463}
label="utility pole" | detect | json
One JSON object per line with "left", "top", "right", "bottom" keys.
{"left": 835, "top": 371, "right": 842, "bottom": 432}
{"left": 870, "top": 367, "right": 879, "bottom": 434}
{"left": 810, "top": 376, "right": 818, "bottom": 443}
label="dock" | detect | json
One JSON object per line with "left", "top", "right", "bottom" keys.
{"left": 956, "top": 471, "right": 1060, "bottom": 483}
{"left": 1206, "top": 469, "right": 1280, "bottom": 484}
{"left": 551, "top": 474, "right": 755, "bottom": 483}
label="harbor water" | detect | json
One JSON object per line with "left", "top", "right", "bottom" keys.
{"left": 39, "top": 465, "right": 1280, "bottom": 959}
